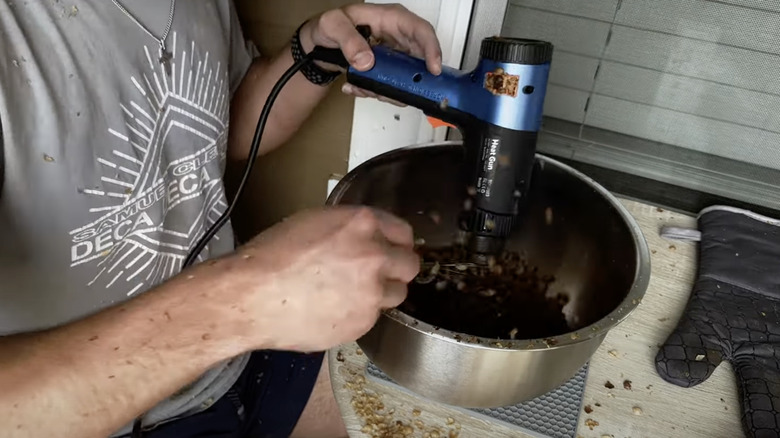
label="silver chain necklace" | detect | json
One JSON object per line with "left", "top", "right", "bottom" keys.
{"left": 111, "top": 0, "right": 176, "bottom": 75}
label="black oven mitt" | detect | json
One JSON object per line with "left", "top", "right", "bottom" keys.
{"left": 655, "top": 206, "right": 780, "bottom": 438}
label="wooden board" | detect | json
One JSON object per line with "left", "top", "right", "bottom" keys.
{"left": 328, "top": 198, "right": 745, "bottom": 438}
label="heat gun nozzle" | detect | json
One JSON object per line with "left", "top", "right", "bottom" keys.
{"left": 460, "top": 207, "right": 513, "bottom": 256}
{"left": 467, "top": 234, "right": 506, "bottom": 255}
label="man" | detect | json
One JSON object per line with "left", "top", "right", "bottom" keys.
{"left": 0, "top": 1, "right": 441, "bottom": 437}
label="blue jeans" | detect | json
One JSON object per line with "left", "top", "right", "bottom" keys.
{"left": 143, "top": 350, "right": 325, "bottom": 438}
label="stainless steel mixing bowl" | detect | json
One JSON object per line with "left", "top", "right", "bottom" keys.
{"left": 326, "top": 141, "right": 651, "bottom": 408}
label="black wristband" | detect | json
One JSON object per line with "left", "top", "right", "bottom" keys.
{"left": 291, "top": 22, "right": 341, "bottom": 86}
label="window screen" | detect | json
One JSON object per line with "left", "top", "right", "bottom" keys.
{"left": 500, "top": 0, "right": 780, "bottom": 212}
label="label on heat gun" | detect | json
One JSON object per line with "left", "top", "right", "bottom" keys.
{"left": 477, "top": 137, "right": 500, "bottom": 198}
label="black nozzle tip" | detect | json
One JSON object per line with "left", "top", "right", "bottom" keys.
{"left": 467, "top": 234, "right": 506, "bottom": 257}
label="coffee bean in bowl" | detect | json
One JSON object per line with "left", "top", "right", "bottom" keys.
{"left": 400, "top": 244, "right": 570, "bottom": 341}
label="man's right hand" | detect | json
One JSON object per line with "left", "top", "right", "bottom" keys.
{"left": 215, "top": 206, "right": 420, "bottom": 353}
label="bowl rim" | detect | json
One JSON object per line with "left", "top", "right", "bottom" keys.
{"left": 326, "top": 140, "right": 652, "bottom": 352}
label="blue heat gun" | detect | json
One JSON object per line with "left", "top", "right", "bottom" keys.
{"left": 313, "top": 30, "right": 553, "bottom": 255}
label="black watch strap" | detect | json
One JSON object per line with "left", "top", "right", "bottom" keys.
{"left": 291, "top": 22, "right": 341, "bottom": 86}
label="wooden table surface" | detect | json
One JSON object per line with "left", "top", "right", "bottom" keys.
{"left": 328, "top": 199, "right": 745, "bottom": 438}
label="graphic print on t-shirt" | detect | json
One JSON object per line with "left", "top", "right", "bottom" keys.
{"left": 68, "top": 33, "right": 230, "bottom": 297}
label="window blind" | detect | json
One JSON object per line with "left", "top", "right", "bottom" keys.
{"left": 501, "top": 0, "right": 780, "bottom": 210}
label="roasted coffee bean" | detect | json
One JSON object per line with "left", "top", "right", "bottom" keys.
{"left": 402, "top": 244, "right": 570, "bottom": 340}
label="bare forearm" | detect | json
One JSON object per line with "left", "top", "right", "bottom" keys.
{"left": 1, "top": 263, "right": 251, "bottom": 438}
{"left": 228, "top": 42, "right": 331, "bottom": 160}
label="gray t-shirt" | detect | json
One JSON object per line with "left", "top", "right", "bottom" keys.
{"left": 0, "top": 1, "right": 257, "bottom": 435}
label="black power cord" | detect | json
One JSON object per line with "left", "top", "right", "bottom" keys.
{"left": 130, "top": 52, "right": 316, "bottom": 438}
{"left": 181, "top": 54, "right": 315, "bottom": 269}
{"left": 182, "top": 30, "right": 367, "bottom": 268}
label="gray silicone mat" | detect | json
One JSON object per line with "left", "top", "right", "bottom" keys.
{"left": 366, "top": 361, "right": 588, "bottom": 438}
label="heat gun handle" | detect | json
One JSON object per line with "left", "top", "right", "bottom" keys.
{"left": 345, "top": 45, "right": 471, "bottom": 127}
{"left": 309, "top": 26, "right": 373, "bottom": 69}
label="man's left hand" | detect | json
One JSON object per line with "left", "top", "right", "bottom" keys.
{"left": 298, "top": 3, "right": 442, "bottom": 105}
